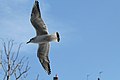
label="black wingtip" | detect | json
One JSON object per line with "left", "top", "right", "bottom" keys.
{"left": 48, "top": 71, "right": 51, "bottom": 75}
{"left": 35, "top": 0, "right": 39, "bottom": 4}
{"left": 35, "top": 0, "right": 40, "bottom": 14}
{"left": 48, "top": 64, "right": 51, "bottom": 75}
{"left": 35, "top": 0, "right": 38, "bottom": 2}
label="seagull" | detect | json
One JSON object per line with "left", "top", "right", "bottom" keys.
{"left": 27, "top": 0, "right": 60, "bottom": 75}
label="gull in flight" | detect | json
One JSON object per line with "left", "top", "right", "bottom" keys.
{"left": 27, "top": 0, "right": 60, "bottom": 75}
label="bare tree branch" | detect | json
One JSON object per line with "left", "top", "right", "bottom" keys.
{"left": 0, "top": 40, "right": 30, "bottom": 80}
{"left": 35, "top": 74, "right": 39, "bottom": 80}
{"left": 3, "top": 42, "right": 7, "bottom": 57}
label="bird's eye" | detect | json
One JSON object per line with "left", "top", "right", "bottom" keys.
{"left": 31, "top": 14, "right": 33, "bottom": 16}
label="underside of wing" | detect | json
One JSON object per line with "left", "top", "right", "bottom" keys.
{"left": 37, "top": 43, "right": 51, "bottom": 75}
{"left": 30, "top": 0, "right": 48, "bottom": 35}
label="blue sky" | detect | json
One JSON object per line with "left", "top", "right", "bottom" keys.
{"left": 0, "top": 0, "right": 120, "bottom": 80}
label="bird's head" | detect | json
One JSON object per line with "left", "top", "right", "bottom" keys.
{"left": 26, "top": 38, "right": 35, "bottom": 44}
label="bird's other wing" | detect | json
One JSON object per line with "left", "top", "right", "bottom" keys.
{"left": 37, "top": 43, "right": 51, "bottom": 75}
{"left": 30, "top": 0, "right": 48, "bottom": 36}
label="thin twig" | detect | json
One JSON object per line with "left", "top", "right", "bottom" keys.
{"left": 35, "top": 74, "right": 39, "bottom": 80}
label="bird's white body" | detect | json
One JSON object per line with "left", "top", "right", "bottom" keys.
{"left": 30, "top": 32, "right": 59, "bottom": 44}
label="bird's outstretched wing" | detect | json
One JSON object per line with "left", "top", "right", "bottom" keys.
{"left": 30, "top": 0, "right": 48, "bottom": 35}
{"left": 37, "top": 43, "right": 51, "bottom": 75}
{"left": 30, "top": 0, "right": 51, "bottom": 75}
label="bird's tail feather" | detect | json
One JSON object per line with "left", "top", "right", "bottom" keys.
{"left": 52, "top": 32, "right": 60, "bottom": 42}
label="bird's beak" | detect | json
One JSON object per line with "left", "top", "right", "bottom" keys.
{"left": 26, "top": 41, "right": 30, "bottom": 44}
